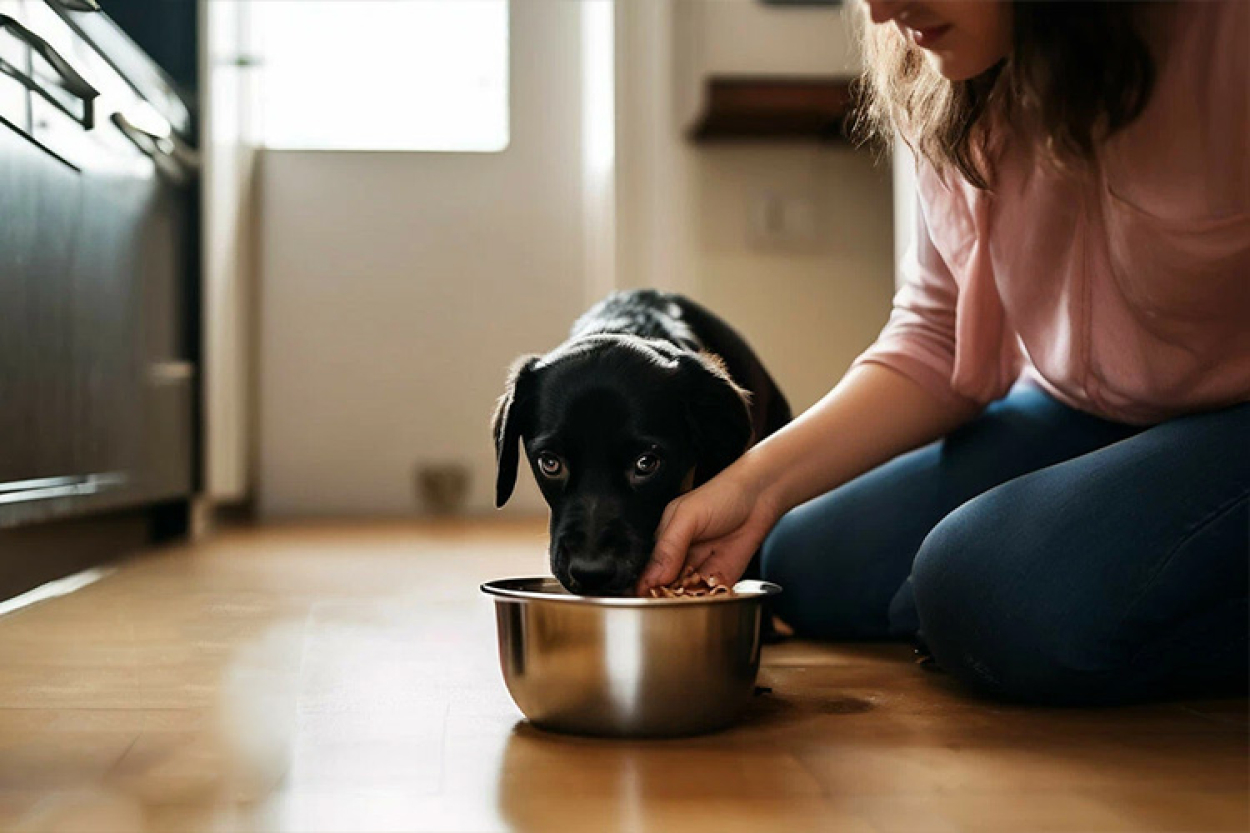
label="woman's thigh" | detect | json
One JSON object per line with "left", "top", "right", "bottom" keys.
{"left": 761, "top": 384, "right": 1139, "bottom": 639}
{"left": 912, "top": 401, "right": 1250, "bottom": 704}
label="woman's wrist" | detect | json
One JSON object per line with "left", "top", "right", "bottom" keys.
{"left": 732, "top": 441, "right": 794, "bottom": 527}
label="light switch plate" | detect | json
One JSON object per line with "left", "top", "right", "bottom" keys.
{"left": 748, "top": 192, "right": 820, "bottom": 249}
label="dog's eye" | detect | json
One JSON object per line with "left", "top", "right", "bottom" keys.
{"left": 536, "top": 453, "right": 564, "bottom": 478}
{"left": 633, "top": 453, "right": 661, "bottom": 478}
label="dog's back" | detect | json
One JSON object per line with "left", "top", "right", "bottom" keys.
{"left": 570, "top": 289, "right": 701, "bottom": 349}
{"left": 571, "top": 289, "right": 791, "bottom": 444}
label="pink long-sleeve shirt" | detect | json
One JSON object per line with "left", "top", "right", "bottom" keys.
{"left": 855, "top": 0, "right": 1250, "bottom": 426}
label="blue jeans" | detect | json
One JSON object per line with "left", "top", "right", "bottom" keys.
{"left": 760, "top": 384, "right": 1249, "bottom": 705}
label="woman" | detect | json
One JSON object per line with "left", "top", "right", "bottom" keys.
{"left": 639, "top": 0, "right": 1248, "bottom": 705}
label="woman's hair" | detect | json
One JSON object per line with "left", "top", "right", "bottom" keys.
{"left": 854, "top": 2, "right": 1158, "bottom": 189}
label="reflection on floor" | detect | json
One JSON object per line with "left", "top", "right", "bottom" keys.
{"left": 0, "top": 521, "right": 1244, "bottom": 832}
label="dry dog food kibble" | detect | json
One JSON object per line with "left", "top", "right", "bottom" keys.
{"left": 648, "top": 566, "right": 732, "bottom": 598}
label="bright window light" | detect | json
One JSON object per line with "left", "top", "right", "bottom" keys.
{"left": 252, "top": 0, "right": 509, "bottom": 152}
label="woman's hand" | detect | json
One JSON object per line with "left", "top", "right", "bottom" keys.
{"left": 636, "top": 462, "right": 783, "bottom": 595}
{"left": 634, "top": 365, "right": 983, "bottom": 597}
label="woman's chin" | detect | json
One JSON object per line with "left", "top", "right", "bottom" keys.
{"left": 925, "top": 48, "right": 1002, "bottom": 83}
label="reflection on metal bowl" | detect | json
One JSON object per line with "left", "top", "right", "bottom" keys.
{"left": 481, "top": 576, "right": 782, "bottom": 738}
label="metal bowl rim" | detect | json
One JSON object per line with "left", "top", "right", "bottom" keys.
{"left": 480, "top": 576, "right": 782, "bottom": 607}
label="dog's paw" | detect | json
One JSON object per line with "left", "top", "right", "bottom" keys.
{"left": 761, "top": 614, "right": 794, "bottom": 645}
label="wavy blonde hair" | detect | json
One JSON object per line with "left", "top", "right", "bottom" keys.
{"left": 853, "top": 2, "right": 1158, "bottom": 189}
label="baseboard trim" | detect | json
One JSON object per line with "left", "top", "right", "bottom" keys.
{"left": 0, "top": 510, "right": 154, "bottom": 602}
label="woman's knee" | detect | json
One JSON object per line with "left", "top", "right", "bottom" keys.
{"left": 911, "top": 493, "right": 1104, "bottom": 703}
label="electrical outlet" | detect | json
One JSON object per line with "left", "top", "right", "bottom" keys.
{"left": 748, "top": 192, "right": 820, "bottom": 249}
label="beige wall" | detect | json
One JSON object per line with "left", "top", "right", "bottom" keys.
{"left": 673, "top": 0, "right": 860, "bottom": 128}
{"left": 689, "top": 145, "right": 895, "bottom": 413}
{"left": 614, "top": 140, "right": 896, "bottom": 414}
{"left": 623, "top": 0, "right": 896, "bottom": 414}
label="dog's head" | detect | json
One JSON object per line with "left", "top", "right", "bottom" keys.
{"left": 492, "top": 335, "right": 753, "bottom": 595}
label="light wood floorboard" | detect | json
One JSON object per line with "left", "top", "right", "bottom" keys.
{"left": 0, "top": 521, "right": 1244, "bottom": 832}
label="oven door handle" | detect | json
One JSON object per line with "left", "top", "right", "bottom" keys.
{"left": 110, "top": 110, "right": 199, "bottom": 182}
{"left": 51, "top": 0, "right": 103, "bottom": 12}
{"left": 0, "top": 13, "right": 99, "bottom": 127}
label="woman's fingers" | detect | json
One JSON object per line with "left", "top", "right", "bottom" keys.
{"left": 639, "top": 500, "right": 698, "bottom": 592}
{"left": 697, "top": 545, "right": 752, "bottom": 588}
{"left": 685, "top": 542, "right": 715, "bottom": 573}
{"left": 639, "top": 476, "right": 762, "bottom": 595}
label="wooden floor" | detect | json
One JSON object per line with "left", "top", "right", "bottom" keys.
{"left": 0, "top": 521, "right": 1245, "bottom": 832}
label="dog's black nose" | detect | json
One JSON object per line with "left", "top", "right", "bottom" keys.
{"left": 568, "top": 559, "right": 616, "bottom": 594}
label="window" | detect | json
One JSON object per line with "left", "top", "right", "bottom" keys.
{"left": 252, "top": 0, "right": 509, "bottom": 152}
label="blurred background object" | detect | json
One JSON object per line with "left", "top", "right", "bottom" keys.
{"left": 417, "top": 462, "right": 471, "bottom": 517}
{"left": 0, "top": 0, "right": 198, "bottom": 598}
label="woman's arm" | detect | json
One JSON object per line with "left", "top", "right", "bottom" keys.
{"left": 749, "top": 362, "right": 981, "bottom": 515}
{"left": 638, "top": 180, "right": 1000, "bottom": 593}
{"left": 639, "top": 362, "right": 981, "bottom": 592}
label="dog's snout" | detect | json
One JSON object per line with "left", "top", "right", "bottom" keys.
{"left": 568, "top": 558, "right": 616, "bottom": 593}
{"left": 554, "top": 498, "right": 641, "bottom": 594}
{"left": 561, "top": 502, "right": 626, "bottom": 553}
{"left": 561, "top": 529, "right": 587, "bottom": 553}
{"left": 594, "top": 523, "right": 625, "bottom": 553}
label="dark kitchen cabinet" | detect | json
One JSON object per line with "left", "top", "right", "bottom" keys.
{"left": 0, "top": 121, "right": 83, "bottom": 489}
{"left": 0, "top": 0, "right": 196, "bottom": 572}
{"left": 135, "top": 159, "right": 195, "bottom": 501}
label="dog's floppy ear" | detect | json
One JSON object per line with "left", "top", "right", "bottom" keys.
{"left": 491, "top": 355, "right": 541, "bottom": 508}
{"left": 677, "top": 352, "right": 754, "bottom": 485}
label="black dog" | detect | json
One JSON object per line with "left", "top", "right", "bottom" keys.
{"left": 492, "top": 290, "right": 791, "bottom": 596}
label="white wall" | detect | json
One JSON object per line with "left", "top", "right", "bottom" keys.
{"left": 202, "top": 0, "right": 261, "bottom": 504}
{"left": 257, "top": 2, "right": 588, "bottom": 518}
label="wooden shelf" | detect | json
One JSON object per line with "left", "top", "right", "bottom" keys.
{"left": 688, "top": 77, "right": 855, "bottom": 143}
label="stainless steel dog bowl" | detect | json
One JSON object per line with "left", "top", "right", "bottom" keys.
{"left": 481, "top": 576, "right": 782, "bottom": 737}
